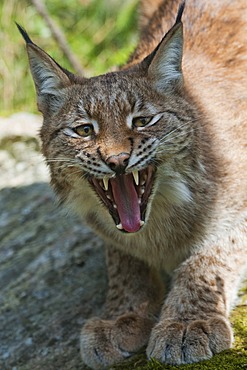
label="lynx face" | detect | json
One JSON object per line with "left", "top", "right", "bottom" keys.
{"left": 42, "top": 71, "right": 196, "bottom": 233}
{"left": 17, "top": 17, "right": 195, "bottom": 233}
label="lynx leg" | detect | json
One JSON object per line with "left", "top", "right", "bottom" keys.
{"left": 147, "top": 227, "right": 247, "bottom": 365}
{"left": 80, "top": 246, "right": 164, "bottom": 369}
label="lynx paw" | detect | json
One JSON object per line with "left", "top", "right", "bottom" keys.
{"left": 147, "top": 316, "right": 232, "bottom": 365}
{"left": 80, "top": 313, "right": 154, "bottom": 369}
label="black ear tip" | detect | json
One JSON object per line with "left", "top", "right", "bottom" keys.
{"left": 16, "top": 22, "right": 33, "bottom": 44}
{"left": 176, "top": 1, "right": 185, "bottom": 24}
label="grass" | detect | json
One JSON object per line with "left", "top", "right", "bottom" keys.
{"left": 0, "top": 0, "right": 138, "bottom": 114}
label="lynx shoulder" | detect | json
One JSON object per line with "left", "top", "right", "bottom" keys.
{"left": 18, "top": 0, "right": 247, "bottom": 369}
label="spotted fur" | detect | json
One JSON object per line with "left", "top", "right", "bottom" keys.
{"left": 18, "top": 0, "right": 247, "bottom": 368}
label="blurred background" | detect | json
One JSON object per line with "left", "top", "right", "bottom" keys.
{"left": 0, "top": 0, "right": 139, "bottom": 115}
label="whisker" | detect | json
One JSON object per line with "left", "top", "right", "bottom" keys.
{"left": 46, "top": 158, "right": 77, "bottom": 162}
{"left": 159, "top": 132, "right": 190, "bottom": 147}
{"left": 159, "top": 118, "right": 201, "bottom": 144}
{"left": 152, "top": 119, "right": 204, "bottom": 157}
{"left": 64, "top": 171, "right": 84, "bottom": 181}
{"left": 162, "top": 122, "right": 193, "bottom": 140}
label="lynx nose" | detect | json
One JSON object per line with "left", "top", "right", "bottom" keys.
{"left": 106, "top": 153, "right": 130, "bottom": 174}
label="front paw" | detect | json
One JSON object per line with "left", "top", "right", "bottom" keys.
{"left": 80, "top": 313, "right": 154, "bottom": 369}
{"left": 147, "top": 316, "right": 233, "bottom": 365}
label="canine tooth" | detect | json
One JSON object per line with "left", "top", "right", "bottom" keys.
{"left": 140, "top": 220, "right": 145, "bottom": 226}
{"left": 113, "top": 204, "right": 117, "bottom": 209}
{"left": 116, "top": 223, "right": 123, "bottom": 230}
{"left": 132, "top": 170, "right": 139, "bottom": 186}
{"left": 103, "top": 176, "right": 109, "bottom": 191}
{"left": 138, "top": 198, "right": 141, "bottom": 204}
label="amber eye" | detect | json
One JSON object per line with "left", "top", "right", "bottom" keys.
{"left": 74, "top": 124, "right": 94, "bottom": 137}
{"left": 132, "top": 116, "right": 152, "bottom": 128}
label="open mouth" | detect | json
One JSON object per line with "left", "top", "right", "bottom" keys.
{"left": 89, "top": 165, "right": 155, "bottom": 233}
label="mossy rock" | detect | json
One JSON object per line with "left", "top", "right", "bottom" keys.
{"left": 111, "top": 304, "right": 247, "bottom": 370}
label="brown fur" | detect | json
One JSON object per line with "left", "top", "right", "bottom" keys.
{"left": 19, "top": 0, "right": 247, "bottom": 368}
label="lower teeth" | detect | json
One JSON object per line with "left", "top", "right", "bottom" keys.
{"left": 116, "top": 221, "right": 145, "bottom": 230}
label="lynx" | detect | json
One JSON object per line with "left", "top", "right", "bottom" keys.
{"left": 18, "top": 0, "right": 247, "bottom": 368}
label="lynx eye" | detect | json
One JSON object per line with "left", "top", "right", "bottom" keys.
{"left": 74, "top": 124, "right": 94, "bottom": 137}
{"left": 132, "top": 116, "right": 153, "bottom": 128}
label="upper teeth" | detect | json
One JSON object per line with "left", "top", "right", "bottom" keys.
{"left": 103, "top": 176, "right": 109, "bottom": 190}
{"left": 102, "top": 171, "right": 139, "bottom": 190}
{"left": 132, "top": 170, "right": 139, "bottom": 186}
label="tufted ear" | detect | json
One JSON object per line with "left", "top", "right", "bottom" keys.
{"left": 146, "top": 2, "right": 185, "bottom": 91}
{"left": 16, "top": 23, "right": 75, "bottom": 115}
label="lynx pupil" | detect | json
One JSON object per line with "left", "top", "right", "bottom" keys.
{"left": 133, "top": 116, "right": 152, "bottom": 128}
{"left": 74, "top": 124, "right": 93, "bottom": 137}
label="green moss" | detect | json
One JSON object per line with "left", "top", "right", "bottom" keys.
{"left": 111, "top": 304, "right": 247, "bottom": 370}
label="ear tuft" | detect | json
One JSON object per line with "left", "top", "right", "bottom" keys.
{"left": 16, "top": 23, "right": 34, "bottom": 44}
{"left": 175, "top": 1, "right": 185, "bottom": 24}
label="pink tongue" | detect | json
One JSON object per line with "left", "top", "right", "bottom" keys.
{"left": 110, "top": 174, "right": 141, "bottom": 233}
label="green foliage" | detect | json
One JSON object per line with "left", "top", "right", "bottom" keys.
{"left": 0, "top": 0, "right": 138, "bottom": 114}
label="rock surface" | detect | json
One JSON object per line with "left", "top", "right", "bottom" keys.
{"left": 0, "top": 113, "right": 106, "bottom": 370}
